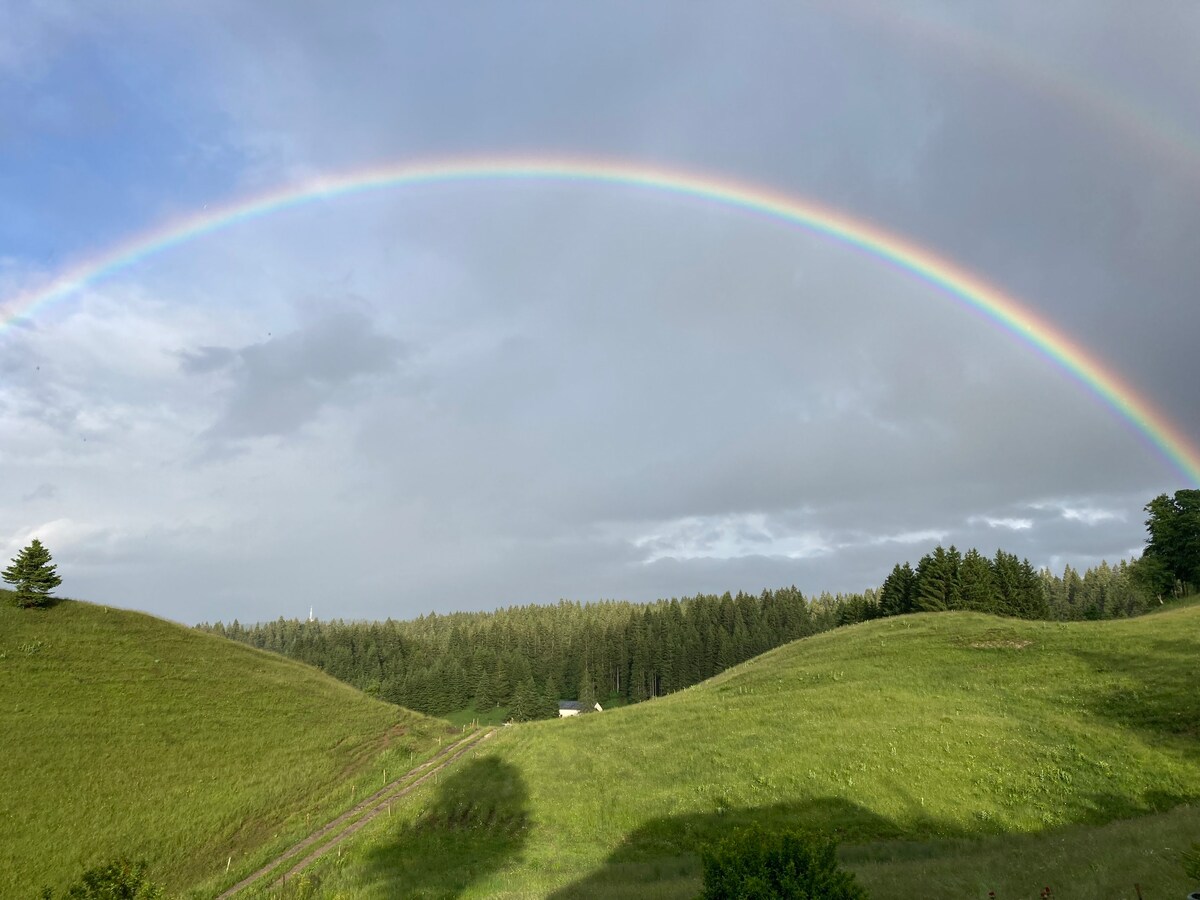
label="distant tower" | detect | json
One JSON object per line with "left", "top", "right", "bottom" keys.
{"left": 308, "top": 606, "right": 314, "bottom": 623}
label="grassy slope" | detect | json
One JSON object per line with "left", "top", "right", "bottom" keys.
{"left": 0, "top": 595, "right": 455, "bottom": 898}
{"left": 306, "top": 601, "right": 1200, "bottom": 899}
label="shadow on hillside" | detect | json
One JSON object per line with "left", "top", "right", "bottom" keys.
{"left": 350, "top": 756, "right": 528, "bottom": 899}
{"left": 1072, "top": 638, "right": 1200, "bottom": 744}
{"left": 547, "top": 796, "right": 925, "bottom": 900}
{"left": 547, "top": 785, "right": 1200, "bottom": 899}
{"left": 0, "top": 587, "right": 63, "bottom": 610}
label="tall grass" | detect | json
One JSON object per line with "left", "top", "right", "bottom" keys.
{"left": 0, "top": 596, "right": 452, "bottom": 898}
{"left": 302, "top": 602, "right": 1200, "bottom": 897}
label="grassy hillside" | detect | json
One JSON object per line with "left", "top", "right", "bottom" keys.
{"left": 298, "top": 601, "right": 1200, "bottom": 898}
{"left": 0, "top": 594, "right": 454, "bottom": 898}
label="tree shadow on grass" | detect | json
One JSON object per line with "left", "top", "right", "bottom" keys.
{"left": 547, "top": 786, "right": 1200, "bottom": 900}
{"left": 350, "top": 756, "right": 529, "bottom": 899}
{"left": 547, "top": 796, "right": 923, "bottom": 900}
{"left": 1072, "top": 638, "right": 1200, "bottom": 745}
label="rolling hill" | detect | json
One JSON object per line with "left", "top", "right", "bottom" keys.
{"left": 0, "top": 594, "right": 453, "bottom": 898}
{"left": 294, "top": 601, "right": 1200, "bottom": 898}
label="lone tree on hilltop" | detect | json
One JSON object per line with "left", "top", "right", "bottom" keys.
{"left": 3, "top": 538, "right": 63, "bottom": 608}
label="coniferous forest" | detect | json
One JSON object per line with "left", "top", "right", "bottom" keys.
{"left": 201, "top": 485, "right": 1199, "bottom": 724}
{"left": 198, "top": 542, "right": 1168, "bottom": 722}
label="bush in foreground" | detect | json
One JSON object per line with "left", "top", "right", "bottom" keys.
{"left": 700, "top": 826, "right": 867, "bottom": 899}
{"left": 41, "top": 857, "right": 165, "bottom": 899}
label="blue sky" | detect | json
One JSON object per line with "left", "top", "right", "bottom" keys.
{"left": 1, "top": 1, "right": 1198, "bottom": 623}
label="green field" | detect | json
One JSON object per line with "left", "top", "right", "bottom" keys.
{"left": 0, "top": 595, "right": 453, "bottom": 898}
{"left": 292, "top": 601, "right": 1200, "bottom": 899}
{"left": 6, "top": 592, "right": 1198, "bottom": 898}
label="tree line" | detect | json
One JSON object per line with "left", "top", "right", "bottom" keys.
{"left": 200, "top": 587, "right": 862, "bottom": 719}
{"left": 197, "top": 490, "right": 1196, "bottom": 721}
{"left": 197, "top": 549, "right": 1166, "bottom": 722}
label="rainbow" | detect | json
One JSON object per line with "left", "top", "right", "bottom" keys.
{"left": 2, "top": 155, "right": 1197, "bottom": 485}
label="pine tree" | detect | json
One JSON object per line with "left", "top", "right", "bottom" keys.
{"left": 959, "top": 548, "right": 996, "bottom": 612}
{"left": 915, "top": 546, "right": 960, "bottom": 612}
{"left": 991, "top": 549, "right": 1022, "bottom": 617}
{"left": 473, "top": 670, "right": 495, "bottom": 711}
{"left": 879, "top": 563, "right": 916, "bottom": 616}
{"left": 3, "top": 538, "right": 63, "bottom": 608}
{"left": 1016, "top": 558, "right": 1050, "bottom": 620}
{"left": 540, "top": 673, "right": 561, "bottom": 719}
{"left": 511, "top": 676, "right": 539, "bottom": 722}
{"left": 578, "top": 665, "right": 597, "bottom": 711}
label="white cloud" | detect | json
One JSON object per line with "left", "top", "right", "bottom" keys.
{"left": 1061, "top": 507, "right": 1121, "bottom": 526}
{"left": 3, "top": 517, "right": 106, "bottom": 557}
{"left": 969, "top": 515, "right": 1033, "bottom": 531}
{"left": 634, "top": 513, "right": 831, "bottom": 563}
{"left": 866, "top": 528, "right": 949, "bottom": 547}
{"left": 1030, "top": 500, "right": 1124, "bottom": 526}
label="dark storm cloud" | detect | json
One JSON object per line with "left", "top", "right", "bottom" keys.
{"left": 182, "top": 308, "right": 405, "bottom": 442}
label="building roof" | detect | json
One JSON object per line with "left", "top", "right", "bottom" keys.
{"left": 558, "top": 700, "right": 585, "bottom": 710}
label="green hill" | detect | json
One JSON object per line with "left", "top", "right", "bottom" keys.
{"left": 298, "top": 602, "right": 1200, "bottom": 898}
{"left": 0, "top": 595, "right": 452, "bottom": 898}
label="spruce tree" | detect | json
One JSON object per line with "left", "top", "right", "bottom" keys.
{"left": 578, "top": 665, "right": 597, "bottom": 711}
{"left": 915, "top": 547, "right": 960, "bottom": 612}
{"left": 473, "top": 671, "right": 495, "bottom": 711}
{"left": 540, "top": 673, "right": 561, "bottom": 719}
{"left": 511, "top": 676, "right": 538, "bottom": 722}
{"left": 3, "top": 538, "right": 62, "bottom": 608}
{"left": 879, "top": 563, "right": 916, "bottom": 616}
{"left": 959, "top": 548, "right": 996, "bottom": 612}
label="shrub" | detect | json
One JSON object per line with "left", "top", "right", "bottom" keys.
{"left": 41, "top": 857, "right": 165, "bottom": 899}
{"left": 700, "top": 826, "right": 868, "bottom": 899}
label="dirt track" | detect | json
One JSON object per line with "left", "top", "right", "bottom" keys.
{"left": 215, "top": 728, "right": 494, "bottom": 898}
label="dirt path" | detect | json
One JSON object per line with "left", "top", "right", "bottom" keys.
{"left": 216, "top": 728, "right": 494, "bottom": 898}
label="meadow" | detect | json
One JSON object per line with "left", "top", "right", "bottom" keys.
{"left": 0, "top": 594, "right": 454, "bottom": 898}
{"left": 287, "top": 601, "right": 1200, "bottom": 899}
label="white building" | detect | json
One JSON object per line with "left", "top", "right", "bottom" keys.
{"left": 557, "top": 700, "right": 603, "bottom": 717}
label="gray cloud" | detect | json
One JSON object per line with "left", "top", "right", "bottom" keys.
{"left": 182, "top": 308, "right": 406, "bottom": 442}
{"left": 21, "top": 483, "right": 57, "bottom": 502}
{"left": 1, "top": 1, "right": 1194, "bottom": 623}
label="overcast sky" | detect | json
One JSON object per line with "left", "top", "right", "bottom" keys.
{"left": 2, "top": 1, "right": 1198, "bottom": 624}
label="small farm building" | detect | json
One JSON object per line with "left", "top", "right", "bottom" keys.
{"left": 557, "top": 700, "right": 603, "bottom": 717}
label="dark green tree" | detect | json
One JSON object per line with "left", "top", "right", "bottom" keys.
{"left": 958, "top": 548, "right": 996, "bottom": 612}
{"left": 3, "top": 538, "right": 63, "bottom": 608}
{"left": 578, "top": 665, "right": 597, "bottom": 712}
{"left": 1015, "top": 557, "right": 1050, "bottom": 619}
{"left": 878, "top": 563, "right": 916, "bottom": 616}
{"left": 1138, "top": 490, "right": 1200, "bottom": 596}
{"left": 700, "top": 827, "right": 867, "bottom": 900}
{"left": 540, "top": 673, "right": 561, "bottom": 719}
{"left": 473, "top": 670, "right": 495, "bottom": 711}
{"left": 511, "top": 675, "right": 539, "bottom": 722}
{"left": 914, "top": 546, "right": 961, "bottom": 612}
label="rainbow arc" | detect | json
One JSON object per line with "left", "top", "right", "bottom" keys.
{"left": 2, "top": 156, "right": 1196, "bottom": 485}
